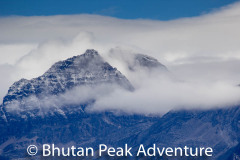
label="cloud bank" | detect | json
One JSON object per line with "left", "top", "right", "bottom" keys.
{"left": 1, "top": 2, "right": 240, "bottom": 114}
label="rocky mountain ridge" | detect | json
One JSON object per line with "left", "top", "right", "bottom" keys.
{"left": 0, "top": 49, "right": 239, "bottom": 160}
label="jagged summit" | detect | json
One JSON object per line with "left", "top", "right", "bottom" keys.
{"left": 2, "top": 49, "right": 133, "bottom": 106}
{"left": 108, "top": 48, "right": 168, "bottom": 73}
{"left": 46, "top": 49, "right": 102, "bottom": 74}
{"left": 84, "top": 49, "right": 99, "bottom": 57}
{"left": 131, "top": 53, "right": 168, "bottom": 71}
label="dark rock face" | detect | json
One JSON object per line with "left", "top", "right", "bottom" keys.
{"left": 0, "top": 49, "right": 239, "bottom": 160}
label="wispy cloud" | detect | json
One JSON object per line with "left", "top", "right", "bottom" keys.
{"left": 1, "top": 2, "right": 240, "bottom": 114}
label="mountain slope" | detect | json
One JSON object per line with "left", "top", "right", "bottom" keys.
{"left": 0, "top": 49, "right": 240, "bottom": 160}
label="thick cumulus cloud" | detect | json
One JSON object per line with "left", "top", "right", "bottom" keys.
{"left": 1, "top": 2, "right": 240, "bottom": 114}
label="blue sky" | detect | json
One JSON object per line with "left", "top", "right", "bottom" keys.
{"left": 0, "top": 0, "right": 239, "bottom": 20}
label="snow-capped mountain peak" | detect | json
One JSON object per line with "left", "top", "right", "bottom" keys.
{"left": 2, "top": 49, "right": 133, "bottom": 106}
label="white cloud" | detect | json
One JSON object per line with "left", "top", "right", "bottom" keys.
{"left": 0, "top": 44, "right": 37, "bottom": 65}
{"left": 89, "top": 76, "right": 240, "bottom": 115}
{"left": 1, "top": 2, "right": 240, "bottom": 114}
